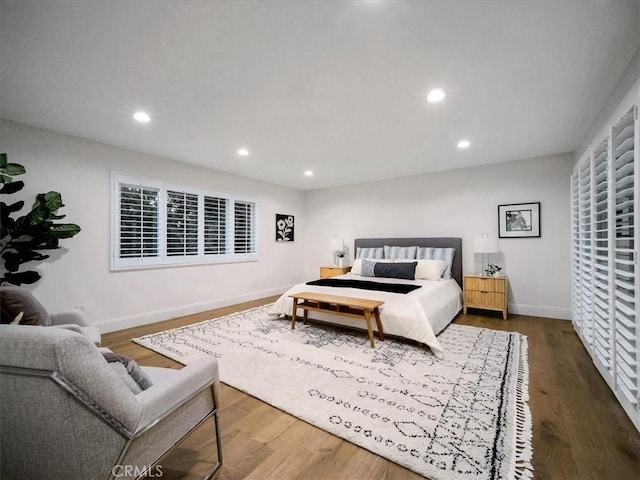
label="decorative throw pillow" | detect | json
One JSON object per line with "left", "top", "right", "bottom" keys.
{"left": 383, "top": 245, "right": 418, "bottom": 260}
{"left": 355, "top": 247, "right": 384, "bottom": 259}
{"left": 417, "top": 247, "right": 456, "bottom": 279}
{"left": 0, "top": 285, "right": 51, "bottom": 326}
{"left": 415, "top": 259, "right": 448, "bottom": 280}
{"left": 351, "top": 258, "right": 363, "bottom": 275}
{"left": 361, "top": 259, "right": 377, "bottom": 277}
{"left": 374, "top": 261, "right": 417, "bottom": 280}
{"left": 352, "top": 258, "right": 395, "bottom": 275}
{"left": 101, "top": 351, "right": 153, "bottom": 394}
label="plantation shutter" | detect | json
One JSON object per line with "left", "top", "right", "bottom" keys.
{"left": 592, "top": 138, "right": 611, "bottom": 373}
{"left": 612, "top": 107, "right": 638, "bottom": 409}
{"left": 118, "top": 185, "right": 159, "bottom": 261}
{"left": 234, "top": 200, "right": 256, "bottom": 254}
{"left": 571, "top": 173, "right": 582, "bottom": 333}
{"left": 166, "top": 190, "right": 199, "bottom": 257}
{"left": 578, "top": 155, "right": 594, "bottom": 350}
{"left": 571, "top": 104, "right": 640, "bottom": 433}
{"left": 204, "top": 196, "right": 228, "bottom": 255}
{"left": 112, "top": 173, "right": 257, "bottom": 268}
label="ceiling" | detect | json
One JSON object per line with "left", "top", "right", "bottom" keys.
{"left": 1, "top": 1, "right": 639, "bottom": 190}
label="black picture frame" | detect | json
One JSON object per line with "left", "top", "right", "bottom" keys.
{"left": 275, "top": 214, "right": 294, "bottom": 242}
{"left": 498, "top": 202, "right": 541, "bottom": 238}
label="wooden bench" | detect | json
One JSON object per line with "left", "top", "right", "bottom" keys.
{"left": 289, "top": 291, "right": 385, "bottom": 348}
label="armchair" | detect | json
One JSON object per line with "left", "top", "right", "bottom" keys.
{"left": 0, "top": 325, "right": 222, "bottom": 480}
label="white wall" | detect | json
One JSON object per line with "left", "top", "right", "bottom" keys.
{"left": 303, "top": 154, "right": 574, "bottom": 319}
{"left": 0, "top": 121, "right": 306, "bottom": 331}
{"left": 1, "top": 120, "right": 573, "bottom": 329}
{"left": 575, "top": 47, "right": 640, "bottom": 163}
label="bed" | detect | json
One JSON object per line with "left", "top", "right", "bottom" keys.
{"left": 269, "top": 237, "right": 463, "bottom": 358}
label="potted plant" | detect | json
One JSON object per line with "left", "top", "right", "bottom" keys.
{"left": 484, "top": 264, "right": 503, "bottom": 276}
{"left": 0, "top": 153, "right": 81, "bottom": 285}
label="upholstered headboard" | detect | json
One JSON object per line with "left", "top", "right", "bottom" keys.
{"left": 353, "top": 237, "right": 463, "bottom": 287}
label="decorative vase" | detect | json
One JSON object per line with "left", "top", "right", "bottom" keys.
{"left": 338, "top": 257, "right": 344, "bottom": 268}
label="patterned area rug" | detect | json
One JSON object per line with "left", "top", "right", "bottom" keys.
{"left": 133, "top": 305, "right": 532, "bottom": 480}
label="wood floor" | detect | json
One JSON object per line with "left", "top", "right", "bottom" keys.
{"left": 103, "top": 297, "right": 640, "bottom": 480}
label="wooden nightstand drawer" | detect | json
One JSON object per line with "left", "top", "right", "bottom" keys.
{"left": 320, "top": 266, "right": 351, "bottom": 279}
{"left": 464, "top": 276, "right": 506, "bottom": 293}
{"left": 466, "top": 290, "right": 506, "bottom": 308}
{"left": 463, "top": 274, "right": 508, "bottom": 319}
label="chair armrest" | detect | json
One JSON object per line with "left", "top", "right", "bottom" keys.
{"left": 50, "top": 310, "right": 91, "bottom": 327}
{"left": 133, "top": 357, "right": 219, "bottom": 432}
{"left": 50, "top": 323, "right": 84, "bottom": 334}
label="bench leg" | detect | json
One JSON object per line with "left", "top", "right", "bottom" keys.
{"left": 291, "top": 301, "right": 298, "bottom": 330}
{"left": 373, "top": 307, "right": 384, "bottom": 341}
{"left": 364, "top": 309, "right": 375, "bottom": 348}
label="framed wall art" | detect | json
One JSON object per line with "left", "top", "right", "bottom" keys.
{"left": 275, "top": 214, "right": 294, "bottom": 242}
{"left": 498, "top": 202, "right": 540, "bottom": 238}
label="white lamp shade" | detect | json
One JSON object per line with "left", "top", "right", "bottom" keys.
{"left": 330, "top": 236, "right": 344, "bottom": 251}
{"left": 474, "top": 235, "right": 498, "bottom": 253}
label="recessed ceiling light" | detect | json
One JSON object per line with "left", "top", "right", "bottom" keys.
{"left": 427, "top": 89, "right": 446, "bottom": 103}
{"left": 304, "top": 170, "right": 314, "bottom": 177}
{"left": 133, "top": 111, "right": 150, "bottom": 123}
{"left": 457, "top": 140, "right": 471, "bottom": 149}
{"left": 237, "top": 148, "right": 249, "bottom": 156}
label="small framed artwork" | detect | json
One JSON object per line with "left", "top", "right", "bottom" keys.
{"left": 498, "top": 202, "right": 541, "bottom": 238}
{"left": 275, "top": 214, "right": 295, "bottom": 242}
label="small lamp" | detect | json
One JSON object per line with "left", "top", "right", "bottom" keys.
{"left": 473, "top": 233, "right": 499, "bottom": 275}
{"left": 330, "top": 235, "right": 344, "bottom": 266}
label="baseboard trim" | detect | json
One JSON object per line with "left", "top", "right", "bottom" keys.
{"left": 508, "top": 303, "right": 571, "bottom": 320}
{"left": 95, "top": 285, "right": 292, "bottom": 333}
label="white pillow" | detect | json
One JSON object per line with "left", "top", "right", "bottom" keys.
{"left": 414, "top": 259, "right": 447, "bottom": 280}
{"left": 383, "top": 245, "right": 418, "bottom": 260}
{"left": 417, "top": 247, "right": 455, "bottom": 279}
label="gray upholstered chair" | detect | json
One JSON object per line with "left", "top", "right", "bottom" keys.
{"left": 0, "top": 325, "right": 222, "bottom": 480}
{"left": 0, "top": 285, "right": 102, "bottom": 346}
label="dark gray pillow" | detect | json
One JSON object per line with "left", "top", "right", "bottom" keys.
{"left": 374, "top": 261, "right": 417, "bottom": 280}
{"left": 0, "top": 285, "right": 51, "bottom": 325}
{"left": 102, "top": 351, "right": 153, "bottom": 394}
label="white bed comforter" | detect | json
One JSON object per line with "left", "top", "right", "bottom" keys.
{"left": 268, "top": 273, "right": 463, "bottom": 359}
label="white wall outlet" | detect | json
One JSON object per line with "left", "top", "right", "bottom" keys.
{"left": 74, "top": 304, "right": 85, "bottom": 312}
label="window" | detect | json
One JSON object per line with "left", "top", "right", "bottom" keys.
{"left": 204, "top": 196, "right": 228, "bottom": 255}
{"left": 119, "top": 185, "right": 159, "bottom": 260}
{"left": 112, "top": 174, "right": 257, "bottom": 269}
{"left": 234, "top": 200, "right": 256, "bottom": 254}
{"left": 166, "top": 190, "right": 199, "bottom": 257}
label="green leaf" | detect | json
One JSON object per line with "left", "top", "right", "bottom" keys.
{"left": 51, "top": 223, "right": 81, "bottom": 238}
{"left": 5, "top": 201, "right": 24, "bottom": 213}
{"left": 2, "top": 251, "right": 22, "bottom": 272}
{"left": 1, "top": 270, "right": 41, "bottom": 286}
{"left": 2, "top": 163, "right": 26, "bottom": 176}
{"left": 0, "top": 181, "right": 25, "bottom": 194}
{"left": 0, "top": 216, "right": 15, "bottom": 239}
{"left": 0, "top": 155, "right": 26, "bottom": 184}
{"left": 43, "top": 191, "right": 64, "bottom": 211}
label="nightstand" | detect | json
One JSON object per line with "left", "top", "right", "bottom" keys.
{"left": 463, "top": 274, "right": 508, "bottom": 319}
{"left": 320, "top": 266, "right": 351, "bottom": 279}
